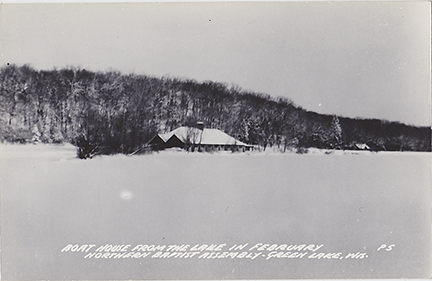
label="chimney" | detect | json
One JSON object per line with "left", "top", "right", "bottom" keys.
{"left": 196, "top": 121, "right": 204, "bottom": 130}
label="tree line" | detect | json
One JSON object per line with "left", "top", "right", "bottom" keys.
{"left": 0, "top": 65, "right": 430, "bottom": 158}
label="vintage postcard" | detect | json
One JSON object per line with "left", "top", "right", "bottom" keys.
{"left": 0, "top": 1, "right": 431, "bottom": 280}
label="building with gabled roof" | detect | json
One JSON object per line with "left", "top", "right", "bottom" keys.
{"left": 149, "top": 124, "right": 252, "bottom": 152}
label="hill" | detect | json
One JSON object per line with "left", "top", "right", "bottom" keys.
{"left": 0, "top": 65, "right": 430, "bottom": 157}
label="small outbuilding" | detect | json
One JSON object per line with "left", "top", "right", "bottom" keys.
{"left": 354, "top": 143, "right": 370, "bottom": 150}
{"left": 149, "top": 125, "right": 252, "bottom": 152}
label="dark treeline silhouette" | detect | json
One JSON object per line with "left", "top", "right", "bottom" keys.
{"left": 0, "top": 65, "right": 430, "bottom": 158}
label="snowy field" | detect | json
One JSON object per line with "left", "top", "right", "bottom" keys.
{"left": 1, "top": 143, "right": 431, "bottom": 280}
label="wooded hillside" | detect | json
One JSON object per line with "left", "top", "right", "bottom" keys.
{"left": 1, "top": 65, "right": 430, "bottom": 157}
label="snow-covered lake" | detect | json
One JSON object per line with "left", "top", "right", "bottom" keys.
{"left": 1, "top": 143, "right": 430, "bottom": 280}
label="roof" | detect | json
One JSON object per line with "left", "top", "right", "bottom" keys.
{"left": 158, "top": 126, "right": 249, "bottom": 146}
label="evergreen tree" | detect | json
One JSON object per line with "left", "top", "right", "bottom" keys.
{"left": 329, "top": 115, "right": 343, "bottom": 149}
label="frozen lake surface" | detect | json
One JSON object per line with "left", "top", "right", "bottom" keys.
{"left": 1, "top": 143, "right": 431, "bottom": 280}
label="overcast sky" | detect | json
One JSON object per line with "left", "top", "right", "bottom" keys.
{"left": 0, "top": 2, "right": 430, "bottom": 126}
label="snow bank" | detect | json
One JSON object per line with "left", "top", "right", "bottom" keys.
{"left": 1, "top": 143, "right": 428, "bottom": 164}
{"left": 0, "top": 142, "right": 77, "bottom": 161}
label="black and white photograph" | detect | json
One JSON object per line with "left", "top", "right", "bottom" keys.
{"left": 0, "top": 1, "right": 431, "bottom": 280}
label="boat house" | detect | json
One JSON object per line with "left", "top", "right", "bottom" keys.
{"left": 149, "top": 124, "right": 252, "bottom": 152}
